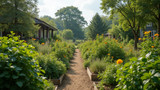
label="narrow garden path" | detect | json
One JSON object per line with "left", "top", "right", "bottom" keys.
{"left": 58, "top": 49, "right": 93, "bottom": 90}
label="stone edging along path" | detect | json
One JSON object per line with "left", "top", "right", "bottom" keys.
{"left": 58, "top": 49, "right": 93, "bottom": 90}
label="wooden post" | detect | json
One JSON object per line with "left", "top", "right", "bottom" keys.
{"left": 46, "top": 28, "right": 49, "bottom": 39}
{"left": 51, "top": 30, "right": 53, "bottom": 39}
{"left": 38, "top": 28, "right": 41, "bottom": 40}
{"left": 43, "top": 28, "right": 45, "bottom": 39}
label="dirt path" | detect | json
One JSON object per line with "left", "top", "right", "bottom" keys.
{"left": 58, "top": 49, "right": 93, "bottom": 90}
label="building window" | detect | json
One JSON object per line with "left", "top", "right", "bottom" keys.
{"left": 147, "top": 23, "right": 152, "bottom": 27}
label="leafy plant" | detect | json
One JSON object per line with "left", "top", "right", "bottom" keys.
{"left": 89, "top": 60, "right": 107, "bottom": 74}
{"left": 36, "top": 54, "right": 66, "bottom": 79}
{"left": 116, "top": 53, "right": 160, "bottom": 90}
{"left": 98, "top": 63, "right": 119, "bottom": 90}
{"left": 0, "top": 31, "right": 47, "bottom": 89}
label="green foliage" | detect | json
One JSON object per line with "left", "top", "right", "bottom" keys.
{"left": 137, "top": 0, "right": 160, "bottom": 35}
{"left": 89, "top": 60, "right": 107, "bottom": 74}
{"left": 40, "top": 15, "right": 57, "bottom": 27}
{"left": 37, "top": 43, "right": 52, "bottom": 55}
{"left": 116, "top": 54, "right": 160, "bottom": 90}
{"left": 140, "top": 33, "right": 160, "bottom": 56}
{"left": 98, "top": 63, "right": 119, "bottom": 90}
{"left": 62, "top": 29, "right": 74, "bottom": 40}
{"left": 36, "top": 54, "right": 66, "bottom": 79}
{"left": 0, "top": 32, "right": 47, "bottom": 89}
{"left": 55, "top": 6, "right": 87, "bottom": 39}
{"left": 83, "top": 59, "right": 91, "bottom": 68}
{"left": 52, "top": 41, "right": 75, "bottom": 68}
{"left": 101, "top": 0, "right": 147, "bottom": 49}
{"left": 79, "top": 35, "right": 125, "bottom": 62}
{"left": 88, "top": 13, "right": 108, "bottom": 39}
{"left": 116, "top": 33, "right": 160, "bottom": 90}
{"left": 0, "top": 0, "right": 39, "bottom": 37}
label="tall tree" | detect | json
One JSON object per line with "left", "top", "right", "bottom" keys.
{"left": 0, "top": 0, "right": 38, "bottom": 37}
{"left": 101, "top": 0, "right": 147, "bottom": 49}
{"left": 62, "top": 29, "right": 74, "bottom": 40}
{"left": 55, "top": 6, "right": 87, "bottom": 39}
{"left": 138, "top": 0, "right": 160, "bottom": 35}
{"left": 40, "top": 15, "right": 56, "bottom": 27}
{"left": 88, "top": 13, "right": 108, "bottom": 39}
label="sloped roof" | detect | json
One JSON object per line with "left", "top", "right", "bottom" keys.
{"left": 35, "top": 18, "right": 57, "bottom": 31}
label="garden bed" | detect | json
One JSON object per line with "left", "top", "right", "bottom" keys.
{"left": 52, "top": 74, "right": 65, "bottom": 85}
{"left": 93, "top": 82, "right": 114, "bottom": 90}
{"left": 55, "top": 85, "right": 58, "bottom": 90}
{"left": 87, "top": 67, "right": 100, "bottom": 81}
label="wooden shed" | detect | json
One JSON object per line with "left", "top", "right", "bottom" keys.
{"left": 35, "top": 18, "right": 57, "bottom": 39}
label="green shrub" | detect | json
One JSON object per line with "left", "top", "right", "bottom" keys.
{"left": 83, "top": 59, "right": 91, "bottom": 68}
{"left": 0, "top": 32, "right": 47, "bottom": 89}
{"left": 36, "top": 54, "right": 66, "bottom": 79}
{"left": 116, "top": 53, "right": 160, "bottom": 90}
{"left": 79, "top": 36, "right": 125, "bottom": 62}
{"left": 37, "top": 42, "right": 52, "bottom": 55}
{"left": 98, "top": 63, "right": 119, "bottom": 90}
{"left": 89, "top": 60, "right": 107, "bottom": 74}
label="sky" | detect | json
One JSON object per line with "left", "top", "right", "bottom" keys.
{"left": 37, "top": 0, "right": 105, "bottom": 24}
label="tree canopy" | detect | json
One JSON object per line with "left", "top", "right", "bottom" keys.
{"left": 88, "top": 13, "right": 108, "bottom": 39}
{"left": 55, "top": 6, "right": 87, "bottom": 39}
{"left": 0, "top": 0, "right": 38, "bottom": 37}
{"left": 138, "top": 0, "right": 160, "bottom": 35}
{"left": 101, "top": 0, "right": 147, "bottom": 49}
{"left": 40, "top": 15, "right": 56, "bottom": 27}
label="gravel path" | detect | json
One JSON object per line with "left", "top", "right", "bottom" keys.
{"left": 58, "top": 49, "right": 93, "bottom": 90}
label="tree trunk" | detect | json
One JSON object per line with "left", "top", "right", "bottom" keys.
{"left": 134, "top": 34, "right": 138, "bottom": 50}
{"left": 158, "top": 16, "right": 160, "bottom": 35}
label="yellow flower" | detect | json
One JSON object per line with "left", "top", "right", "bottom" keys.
{"left": 105, "top": 42, "right": 107, "bottom": 44}
{"left": 144, "top": 31, "right": 150, "bottom": 35}
{"left": 151, "top": 46, "right": 155, "bottom": 48}
{"left": 108, "top": 53, "right": 110, "bottom": 56}
{"left": 154, "top": 33, "right": 159, "bottom": 36}
{"left": 56, "top": 40, "right": 59, "bottom": 42}
{"left": 97, "top": 34, "right": 99, "bottom": 36}
{"left": 138, "top": 38, "right": 141, "bottom": 40}
{"left": 116, "top": 59, "right": 123, "bottom": 64}
{"left": 102, "top": 34, "right": 104, "bottom": 36}
{"left": 116, "top": 40, "right": 118, "bottom": 42}
{"left": 130, "top": 49, "right": 132, "bottom": 52}
{"left": 41, "top": 43, "right": 45, "bottom": 45}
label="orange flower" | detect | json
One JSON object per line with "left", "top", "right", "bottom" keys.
{"left": 105, "top": 42, "right": 107, "bottom": 44}
{"left": 41, "top": 43, "right": 45, "bottom": 45}
{"left": 151, "top": 46, "right": 155, "bottom": 48}
{"left": 108, "top": 53, "right": 110, "bottom": 56}
{"left": 24, "top": 40, "right": 26, "bottom": 43}
{"left": 154, "top": 33, "right": 159, "bottom": 36}
{"left": 144, "top": 31, "right": 150, "bottom": 35}
{"left": 112, "top": 56, "right": 114, "bottom": 58}
{"left": 32, "top": 38, "right": 36, "bottom": 40}
{"left": 64, "top": 55, "right": 66, "bottom": 58}
{"left": 138, "top": 38, "right": 141, "bottom": 40}
{"left": 153, "top": 37, "right": 155, "bottom": 40}
{"left": 116, "top": 59, "right": 123, "bottom": 64}
{"left": 120, "top": 46, "right": 123, "bottom": 48}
